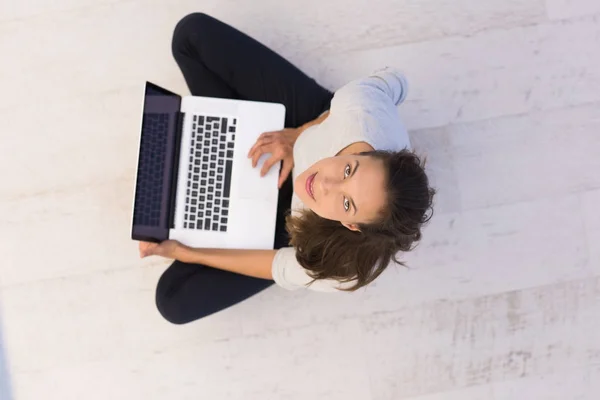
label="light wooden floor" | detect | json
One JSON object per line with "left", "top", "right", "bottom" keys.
{"left": 1, "top": 0, "right": 599, "bottom": 399}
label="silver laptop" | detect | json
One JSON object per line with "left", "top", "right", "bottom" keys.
{"left": 131, "top": 82, "right": 285, "bottom": 249}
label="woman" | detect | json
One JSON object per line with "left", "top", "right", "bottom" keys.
{"left": 139, "top": 13, "right": 435, "bottom": 324}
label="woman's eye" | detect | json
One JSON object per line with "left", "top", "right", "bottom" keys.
{"left": 344, "top": 164, "right": 351, "bottom": 178}
{"left": 343, "top": 197, "right": 350, "bottom": 211}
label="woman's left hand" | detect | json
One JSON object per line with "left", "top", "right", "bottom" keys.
{"left": 139, "top": 240, "right": 187, "bottom": 260}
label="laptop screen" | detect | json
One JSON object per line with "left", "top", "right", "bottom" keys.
{"left": 132, "top": 83, "right": 182, "bottom": 242}
{"left": 144, "top": 82, "right": 181, "bottom": 115}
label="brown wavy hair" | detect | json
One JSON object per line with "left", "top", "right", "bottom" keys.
{"left": 286, "top": 149, "right": 435, "bottom": 291}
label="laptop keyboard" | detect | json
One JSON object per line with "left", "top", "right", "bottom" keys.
{"left": 183, "top": 115, "right": 236, "bottom": 232}
{"left": 134, "top": 113, "right": 169, "bottom": 227}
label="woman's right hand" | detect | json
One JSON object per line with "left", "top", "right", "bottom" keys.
{"left": 247, "top": 127, "right": 302, "bottom": 188}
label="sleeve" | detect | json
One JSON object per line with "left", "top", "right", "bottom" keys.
{"left": 271, "top": 247, "right": 356, "bottom": 292}
{"left": 331, "top": 67, "right": 409, "bottom": 112}
{"left": 328, "top": 67, "right": 411, "bottom": 152}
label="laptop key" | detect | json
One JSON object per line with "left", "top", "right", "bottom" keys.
{"left": 222, "top": 200, "right": 229, "bottom": 208}
{"left": 212, "top": 223, "right": 219, "bottom": 231}
{"left": 220, "top": 226, "right": 227, "bottom": 232}
{"left": 224, "top": 161, "right": 233, "bottom": 197}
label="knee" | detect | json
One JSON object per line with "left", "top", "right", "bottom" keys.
{"left": 155, "top": 272, "right": 191, "bottom": 325}
{"left": 171, "top": 13, "right": 213, "bottom": 58}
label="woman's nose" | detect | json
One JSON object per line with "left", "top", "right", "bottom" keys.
{"left": 320, "top": 175, "right": 342, "bottom": 195}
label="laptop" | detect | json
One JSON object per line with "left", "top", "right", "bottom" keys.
{"left": 131, "top": 82, "right": 286, "bottom": 249}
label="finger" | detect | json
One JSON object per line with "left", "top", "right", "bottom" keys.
{"left": 278, "top": 160, "right": 293, "bottom": 188}
{"left": 247, "top": 132, "right": 274, "bottom": 157}
{"left": 248, "top": 139, "right": 275, "bottom": 164}
{"left": 141, "top": 242, "right": 158, "bottom": 258}
{"left": 252, "top": 143, "right": 276, "bottom": 168}
{"left": 260, "top": 155, "right": 282, "bottom": 177}
{"left": 139, "top": 241, "right": 148, "bottom": 258}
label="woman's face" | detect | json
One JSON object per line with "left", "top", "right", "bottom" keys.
{"left": 294, "top": 154, "right": 387, "bottom": 230}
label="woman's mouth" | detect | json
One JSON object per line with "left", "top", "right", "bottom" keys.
{"left": 306, "top": 173, "right": 316, "bottom": 200}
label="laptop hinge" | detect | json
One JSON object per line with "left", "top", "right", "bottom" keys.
{"left": 168, "top": 111, "right": 185, "bottom": 229}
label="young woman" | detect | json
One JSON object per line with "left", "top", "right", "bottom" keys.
{"left": 138, "top": 13, "right": 435, "bottom": 324}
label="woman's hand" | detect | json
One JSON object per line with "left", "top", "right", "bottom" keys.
{"left": 139, "top": 240, "right": 188, "bottom": 261}
{"left": 247, "top": 127, "right": 302, "bottom": 188}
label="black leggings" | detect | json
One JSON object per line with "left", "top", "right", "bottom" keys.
{"left": 155, "top": 13, "right": 333, "bottom": 324}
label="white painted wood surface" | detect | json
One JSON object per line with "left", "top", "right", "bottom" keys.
{"left": 0, "top": 0, "right": 598, "bottom": 399}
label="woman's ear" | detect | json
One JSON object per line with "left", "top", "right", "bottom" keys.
{"left": 341, "top": 222, "right": 361, "bottom": 232}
